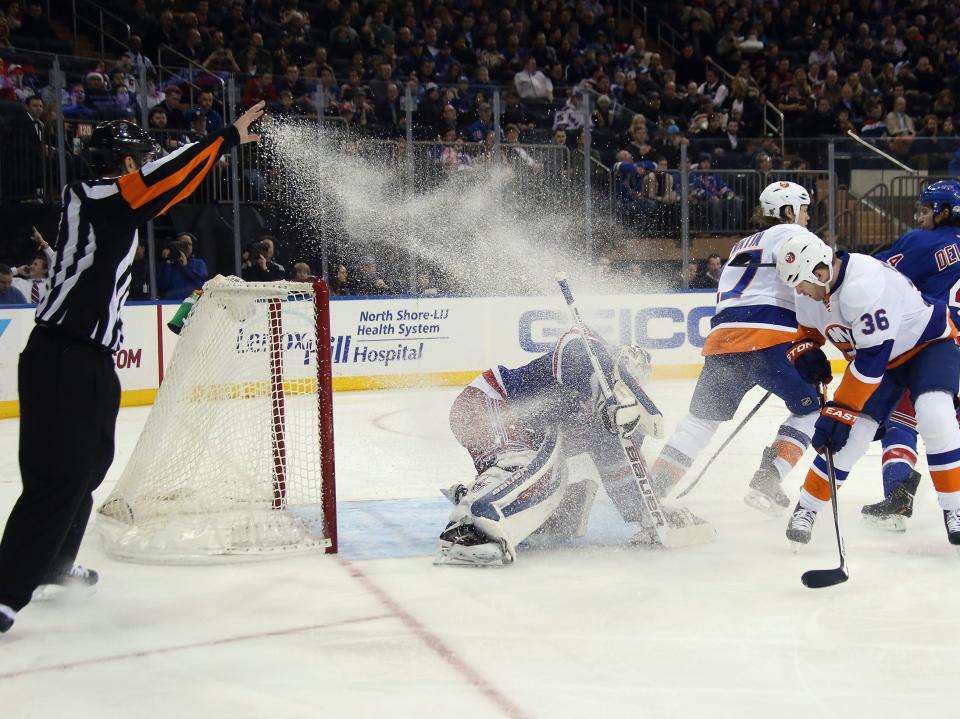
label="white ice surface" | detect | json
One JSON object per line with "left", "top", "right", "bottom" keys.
{"left": 1, "top": 378, "right": 959, "bottom": 719}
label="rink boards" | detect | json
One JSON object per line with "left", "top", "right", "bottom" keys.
{"left": 0, "top": 291, "right": 846, "bottom": 418}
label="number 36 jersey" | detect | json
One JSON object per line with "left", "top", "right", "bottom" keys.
{"left": 796, "top": 252, "right": 957, "bottom": 411}
{"left": 704, "top": 223, "right": 808, "bottom": 356}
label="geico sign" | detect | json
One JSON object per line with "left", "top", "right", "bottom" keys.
{"left": 518, "top": 306, "right": 715, "bottom": 353}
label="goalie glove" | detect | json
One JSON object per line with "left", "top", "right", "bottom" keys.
{"left": 597, "top": 379, "right": 645, "bottom": 437}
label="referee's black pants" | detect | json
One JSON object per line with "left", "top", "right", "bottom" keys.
{"left": 0, "top": 327, "right": 120, "bottom": 611}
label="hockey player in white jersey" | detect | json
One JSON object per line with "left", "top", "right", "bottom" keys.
{"left": 435, "top": 330, "right": 711, "bottom": 566}
{"left": 648, "top": 181, "right": 824, "bottom": 514}
{"left": 776, "top": 233, "right": 960, "bottom": 547}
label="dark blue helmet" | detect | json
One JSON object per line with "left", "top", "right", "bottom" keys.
{"left": 919, "top": 179, "right": 960, "bottom": 220}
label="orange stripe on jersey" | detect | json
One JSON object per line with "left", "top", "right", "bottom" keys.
{"left": 702, "top": 327, "right": 797, "bottom": 356}
{"left": 832, "top": 370, "right": 877, "bottom": 411}
{"left": 773, "top": 439, "right": 804, "bottom": 467}
{"left": 931, "top": 467, "right": 960, "bottom": 494}
{"left": 118, "top": 137, "right": 225, "bottom": 213}
{"left": 802, "top": 467, "right": 832, "bottom": 502}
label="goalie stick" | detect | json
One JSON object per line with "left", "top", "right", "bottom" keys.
{"left": 800, "top": 385, "right": 849, "bottom": 589}
{"left": 555, "top": 273, "right": 714, "bottom": 549}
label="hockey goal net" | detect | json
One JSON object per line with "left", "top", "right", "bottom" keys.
{"left": 97, "top": 276, "right": 337, "bottom": 563}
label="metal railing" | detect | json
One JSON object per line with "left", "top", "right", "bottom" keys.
{"left": 71, "top": 0, "right": 130, "bottom": 58}
{"left": 617, "top": 0, "right": 648, "bottom": 34}
{"left": 157, "top": 45, "right": 228, "bottom": 116}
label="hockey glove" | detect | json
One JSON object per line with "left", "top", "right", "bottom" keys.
{"left": 597, "top": 380, "right": 643, "bottom": 437}
{"left": 812, "top": 402, "right": 859, "bottom": 452}
{"left": 787, "top": 340, "right": 833, "bottom": 385}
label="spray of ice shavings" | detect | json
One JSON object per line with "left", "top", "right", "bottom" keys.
{"left": 261, "top": 120, "right": 654, "bottom": 296}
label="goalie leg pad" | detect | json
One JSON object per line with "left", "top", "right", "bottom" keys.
{"left": 466, "top": 430, "right": 567, "bottom": 562}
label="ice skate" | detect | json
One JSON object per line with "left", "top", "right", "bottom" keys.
{"left": 944, "top": 509, "right": 960, "bottom": 547}
{"left": 32, "top": 564, "right": 99, "bottom": 602}
{"left": 744, "top": 446, "right": 791, "bottom": 517}
{"left": 861, "top": 470, "right": 921, "bottom": 533}
{"left": 0, "top": 604, "right": 14, "bottom": 634}
{"left": 786, "top": 503, "right": 817, "bottom": 547}
{"left": 434, "top": 522, "right": 506, "bottom": 567}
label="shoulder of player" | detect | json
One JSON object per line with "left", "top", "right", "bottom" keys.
{"left": 836, "top": 254, "right": 890, "bottom": 311}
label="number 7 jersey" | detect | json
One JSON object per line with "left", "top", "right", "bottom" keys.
{"left": 796, "top": 252, "right": 957, "bottom": 411}
{"left": 704, "top": 223, "right": 808, "bottom": 356}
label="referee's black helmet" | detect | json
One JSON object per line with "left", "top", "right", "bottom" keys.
{"left": 89, "top": 120, "right": 161, "bottom": 175}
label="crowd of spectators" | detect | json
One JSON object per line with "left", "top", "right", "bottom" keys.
{"left": 3, "top": 0, "right": 960, "bottom": 290}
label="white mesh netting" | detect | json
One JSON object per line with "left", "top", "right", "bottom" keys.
{"left": 97, "top": 276, "right": 335, "bottom": 563}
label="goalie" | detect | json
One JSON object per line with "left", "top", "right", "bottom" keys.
{"left": 435, "top": 329, "right": 710, "bottom": 566}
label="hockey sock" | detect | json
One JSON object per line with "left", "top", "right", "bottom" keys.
{"left": 915, "top": 391, "right": 960, "bottom": 511}
{"left": 651, "top": 413, "right": 721, "bottom": 491}
{"left": 799, "top": 415, "right": 876, "bottom": 510}
{"left": 771, "top": 412, "right": 816, "bottom": 480}
{"left": 881, "top": 413, "right": 919, "bottom": 497}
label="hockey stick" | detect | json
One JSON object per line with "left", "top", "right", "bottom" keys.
{"left": 675, "top": 390, "right": 772, "bottom": 499}
{"left": 801, "top": 385, "right": 849, "bottom": 589}
{"left": 555, "top": 273, "right": 713, "bottom": 548}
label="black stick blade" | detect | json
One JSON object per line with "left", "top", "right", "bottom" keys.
{"left": 801, "top": 566, "right": 849, "bottom": 589}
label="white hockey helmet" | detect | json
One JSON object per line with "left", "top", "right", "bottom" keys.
{"left": 759, "top": 181, "right": 811, "bottom": 221}
{"left": 776, "top": 233, "right": 834, "bottom": 288}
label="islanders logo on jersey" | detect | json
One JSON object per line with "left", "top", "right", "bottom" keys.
{"left": 825, "top": 323, "right": 856, "bottom": 360}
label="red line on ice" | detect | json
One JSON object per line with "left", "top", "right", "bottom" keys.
{"left": 340, "top": 557, "right": 531, "bottom": 719}
{"left": 0, "top": 614, "right": 390, "bottom": 680}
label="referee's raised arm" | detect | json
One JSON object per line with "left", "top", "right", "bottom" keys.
{"left": 116, "top": 101, "right": 265, "bottom": 225}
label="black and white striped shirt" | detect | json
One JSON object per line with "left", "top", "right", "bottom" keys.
{"left": 37, "top": 126, "right": 240, "bottom": 351}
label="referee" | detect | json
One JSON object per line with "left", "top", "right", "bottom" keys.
{"left": 0, "top": 101, "right": 266, "bottom": 633}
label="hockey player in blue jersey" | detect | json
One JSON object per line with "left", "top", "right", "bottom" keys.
{"left": 435, "top": 330, "right": 712, "bottom": 566}
{"left": 864, "top": 179, "right": 960, "bottom": 529}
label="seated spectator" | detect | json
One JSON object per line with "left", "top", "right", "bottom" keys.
{"left": 158, "top": 233, "right": 209, "bottom": 300}
{"left": 84, "top": 72, "right": 120, "bottom": 118}
{"left": 416, "top": 271, "right": 439, "bottom": 296}
{"left": 861, "top": 99, "right": 886, "bottom": 137}
{"left": 698, "top": 67, "right": 729, "bottom": 109}
{"left": 275, "top": 65, "right": 311, "bottom": 110}
{"left": 193, "top": 90, "right": 224, "bottom": 132}
{"left": 271, "top": 89, "right": 304, "bottom": 119}
{"left": 553, "top": 90, "right": 589, "bottom": 131}
{"left": 242, "top": 72, "right": 279, "bottom": 109}
{"left": 690, "top": 153, "right": 738, "bottom": 230}
{"left": 353, "top": 255, "right": 390, "bottom": 295}
{"left": 885, "top": 95, "right": 916, "bottom": 158}
{"left": 0, "top": 264, "right": 26, "bottom": 303}
{"left": 185, "top": 110, "right": 208, "bottom": 141}
{"left": 242, "top": 239, "right": 285, "bottom": 281}
{"left": 303, "top": 46, "right": 334, "bottom": 83}
{"left": 154, "top": 85, "right": 187, "bottom": 130}
{"left": 11, "top": 227, "right": 52, "bottom": 303}
{"left": 467, "top": 102, "right": 494, "bottom": 142}
{"left": 804, "top": 97, "right": 840, "bottom": 136}
{"left": 373, "top": 82, "right": 403, "bottom": 136}
{"left": 643, "top": 156, "right": 678, "bottom": 202}
{"left": 148, "top": 106, "right": 183, "bottom": 155}
{"left": 123, "top": 34, "right": 154, "bottom": 76}
{"left": 239, "top": 32, "right": 274, "bottom": 75}
{"left": 203, "top": 32, "right": 242, "bottom": 73}
{"left": 501, "top": 91, "right": 534, "bottom": 132}
{"left": 292, "top": 262, "right": 315, "bottom": 282}
{"left": 503, "top": 124, "right": 541, "bottom": 172}
{"left": 612, "top": 150, "right": 653, "bottom": 226}
{"left": 704, "top": 253, "right": 723, "bottom": 286}
{"left": 514, "top": 57, "right": 553, "bottom": 104}
{"left": 331, "top": 264, "right": 350, "bottom": 295}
